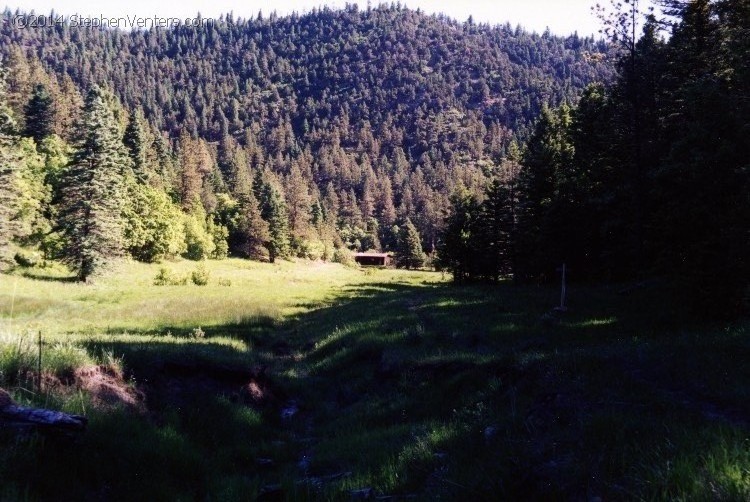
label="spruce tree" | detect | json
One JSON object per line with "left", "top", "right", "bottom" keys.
{"left": 264, "top": 187, "right": 291, "bottom": 263}
{"left": 285, "top": 161, "right": 311, "bottom": 239}
{"left": 58, "top": 86, "right": 127, "bottom": 281}
{"left": 516, "top": 106, "right": 574, "bottom": 282}
{"left": 477, "top": 178, "right": 516, "bottom": 281}
{"left": 123, "top": 109, "right": 148, "bottom": 183}
{"left": 238, "top": 188, "right": 270, "bottom": 259}
{"left": 23, "top": 83, "right": 55, "bottom": 144}
{"left": 396, "top": 218, "right": 425, "bottom": 269}
{"left": 438, "top": 191, "right": 480, "bottom": 282}
{"left": 251, "top": 169, "right": 290, "bottom": 262}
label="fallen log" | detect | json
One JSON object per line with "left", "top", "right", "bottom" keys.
{"left": 0, "top": 388, "right": 87, "bottom": 435}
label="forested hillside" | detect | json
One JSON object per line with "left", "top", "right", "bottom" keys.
{"left": 0, "top": 4, "right": 611, "bottom": 277}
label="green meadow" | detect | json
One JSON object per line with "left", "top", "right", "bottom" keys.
{"left": 1, "top": 259, "right": 749, "bottom": 500}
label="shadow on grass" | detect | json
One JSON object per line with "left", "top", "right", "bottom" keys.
{"left": 20, "top": 271, "right": 78, "bottom": 283}
{"left": 2, "top": 277, "right": 748, "bottom": 500}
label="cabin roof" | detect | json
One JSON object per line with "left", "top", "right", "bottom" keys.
{"left": 353, "top": 253, "right": 390, "bottom": 258}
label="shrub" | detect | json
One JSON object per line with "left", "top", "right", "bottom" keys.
{"left": 153, "top": 267, "right": 188, "bottom": 286}
{"left": 153, "top": 267, "right": 172, "bottom": 286}
{"left": 191, "top": 263, "right": 210, "bottom": 286}
{"left": 123, "top": 181, "right": 187, "bottom": 262}
{"left": 332, "top": 248, "right": 357, "bottom": 267}
{"left": 208, "top": 220, "right": 229, "bottom": 260}
{"left": 40, "top": 231, "right": 66, "bottom": 260}
{"left": 183, "top": 212, "right": 215, "bottom": 261}
{"left": 296, "top": 238, "right": 326, "bottom": 261}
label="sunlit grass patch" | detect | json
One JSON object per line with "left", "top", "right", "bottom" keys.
{"left": 0, "top": 332, "right": 95, "bottom": 385}
{"left": 563, "top": 317, "right": 618, "bottom": 328}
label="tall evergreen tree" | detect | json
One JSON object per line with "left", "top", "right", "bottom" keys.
{"left": 478, "top": 178, "right": 516, "bottom": 281}
{"left": 396, "top": 218, "right": 425, "bottom": 269}
{"left": 58, "top": 86, "right": 127, "bottom": 281}
{"left": 285, "top": 161, "right": 312, "bottom": 239}
{"left": 438, "top": 190, "right": 480, "bottom": 283}
{"left": 237, "top": 188, "right": 270, "bottom": 259}
{"left": 264, "top": 186, "right": 291, "bottom": 263}
{"left": 515, "top": 105, "right": 574, "bottom": 282}
{"left": 177, "top": 132, "right": 210, "bottom": 211}
{"left": 123, "top": 109, "right": 149, "bottom": 183}
{"left": 252, "top": 169, "right": 291, "bottom": 262}
{"left": 23, "top": 83, "right": 55, "bottom": 144}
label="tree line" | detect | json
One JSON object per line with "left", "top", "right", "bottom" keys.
{"left": 438, "top": 0, "right": 749, "bottom": 318}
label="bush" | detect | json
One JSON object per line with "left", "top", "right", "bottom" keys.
{"left": 40, "top": 231, "right": 66, "bottom": 260}
{"left": 296, "top": 238, "right": 326, "bottom": 261}
{"left": 153, "top": 267, "right": 188, "bottom": 286}
{"left": 191, "top": 263, "right": 210, "bottom": 286}
{"left": 208, "top": 220, "right": 229, "bottom": 260}
{"left": 183, "top": 212, "right": 215, "bottom": 261}
{"left": 322, "top": 242, "right": 334, "bottom": 262}
{"left": 124, "top": 181, "right": 187, "bottom": 262}
{"left": 332, "top": 248, "right": 357, "bottom": 267}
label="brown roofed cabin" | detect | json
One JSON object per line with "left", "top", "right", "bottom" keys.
{"left": 354, "top": 253, "right": 391, "bottom": 267}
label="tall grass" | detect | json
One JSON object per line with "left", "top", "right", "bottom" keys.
{"left": 0, "top": 332, "right": 94, "bottom": 386}
{"left": 1, "top": 257, "right": 748, "bottom": 499}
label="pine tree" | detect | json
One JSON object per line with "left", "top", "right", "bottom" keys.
{"left": 123, "top": 109, "right": 149, "bottom": 183}
{"left": 252, "top": 169, "right": 290, "bottom": 262}
{"left": 177, "top": 132, "right": 209, "bottom": 211}
{"left": 285, "top": 161, "right": 311, "bottom": 238}
{"left": 396, "top": 218, "right": 425, "bottom": 269}
{"left": 438, "top": 190, "right": 480, "bottom": 282}
{"left": 515, "top": 105, "right": 574, "bottom": 282}
{"left": 264, "top": 187, "right": 291, "bottom": 263}
{"left": 237, "top": 188, "right": 270, "bottom": 259}
{"left": 478, "top": 178, "right": 516, "bottom": 281}
{"left": 23, "top": 83, "right": 55, "bottom": 144}
{"left": 58, "top": 86, "right": 127, "bottom": 281}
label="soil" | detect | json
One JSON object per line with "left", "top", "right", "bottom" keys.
{"left": 74, "top": 365, "right": 145, "bottom": 412}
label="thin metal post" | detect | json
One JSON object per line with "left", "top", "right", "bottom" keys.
{"left": 560, "top": 263, "right": 567, "bottom": 310}
{"left": 37, "top": 331, "right": 42, "bottom": 394}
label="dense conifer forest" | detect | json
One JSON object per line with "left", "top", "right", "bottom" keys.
{"left": 0, "top": 4, "right": 611, "bottom": 273}
{"left": 0, "top": 0, "right": 747, "bottom": 315}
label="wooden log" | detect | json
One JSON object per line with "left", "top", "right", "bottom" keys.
{"left": 0, "top": 388, "right": 87, "bottom": 435}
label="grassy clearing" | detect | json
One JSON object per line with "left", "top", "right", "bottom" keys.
{"left": 0, "top": 258, "right": 749, "bottom": 500}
